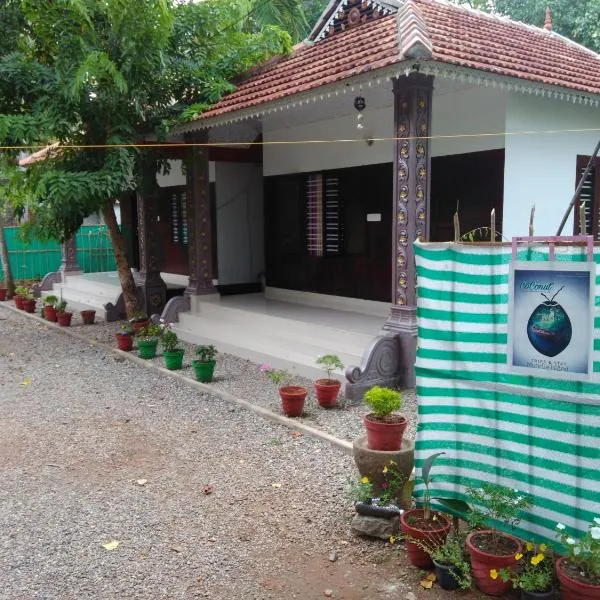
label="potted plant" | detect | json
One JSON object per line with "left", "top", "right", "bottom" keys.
{"left": 14, "top": 285, "right": 28, "bottom": 309}
{"left": 496, "top": 541, "right": 555, "bottom": 600}
{"left": 261, "top": 364, "right": 307, "bottom": 418}
{"left": 161, "top": 325, "right": 184, "bottom": 370}
{"left": 22, "top": 291, "right": 37, "bottom": 313}
{"left": 314, "top": 354, "right": 344, "bottom": 407}
{"left": 350, "top": 460, "right": 406, "bottom": 519}
{"left": 55, "top": 300, "right": 73, "bottom": 326}
{"left": 115, "top": 321, "right": 135, "bottom": 351}
{"left": 401, "top": 452, "right": 452, "bottom": 568}
{"left": 192, "top": 345, "right": 217, "bottom": 382}
{"left": 129, "top": 311, "right": 150, "bottom": 335}
{"left": 80, "top": 309, "right": 96, "bottom": 325}
{"left": 555, "top": 518, "right": 600, "bottom": 600}
{"left": 465, "top": 483, "right": 532, "bottom": 596}
{"left": 137, "top": 322, "right": 161, "bottom": 359}
{"left": 43, "top": 295, "right": 58, "bottom": 322}
{"left": 363, "top": 385, "right": 406, "bottom": 451}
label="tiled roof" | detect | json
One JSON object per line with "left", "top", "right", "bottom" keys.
{"left": 195, "top": 0, "right": 600, "bottom": 122}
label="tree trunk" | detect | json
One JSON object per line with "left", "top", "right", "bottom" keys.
{"left": 0, "top": 213, "right": 15, "bottom": 298}
{"left": 101, "top": 199, "right": 138, "bottom": 318}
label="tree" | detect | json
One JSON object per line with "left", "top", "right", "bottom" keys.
{"left": 455, "top": 0, "right": 600, "bottom": 53}
{"left": 0, "top": 0, "right": 291, "bottom": 317}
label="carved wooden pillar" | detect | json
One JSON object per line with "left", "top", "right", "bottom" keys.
{"left": 384, "top": 73, "right": 433, "bottom": 385}
{"left": 137, "top": 155, "right": 166, "bottom": 316}
{"left": 185, "top": 132, "right": 215, "bottom": 297}
{"left": 345, "top": 74, "right": 433, "bottom": 400}
{"left": 60, "top": 235, "right": 82, "bottom": 277}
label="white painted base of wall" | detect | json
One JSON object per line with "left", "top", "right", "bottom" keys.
{"left": 265, "top": 287, "right": 390, "bottom": 317}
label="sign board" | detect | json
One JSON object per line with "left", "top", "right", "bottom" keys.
{"left": 507, "top": 261, "right": 596, "bottom": 379}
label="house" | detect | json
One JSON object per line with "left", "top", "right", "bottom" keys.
{"left": 52, "top": 0, "right": 600, "bottom": 392}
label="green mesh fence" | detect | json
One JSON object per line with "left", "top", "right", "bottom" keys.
{"left": 0, "top": 225, "right": 116, "bottom": 282}
{"left": 414, "top": 242, "right": 600, "bottom": 547}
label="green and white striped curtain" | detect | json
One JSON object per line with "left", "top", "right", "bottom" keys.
{"left": 414, "top": 242, "right": 600, "bottom": 545}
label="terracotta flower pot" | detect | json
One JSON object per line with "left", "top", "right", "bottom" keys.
{"left": 14, "top": 295, "right": 25, "bottom": 309}
{"left": 80, "top": 310, "right": 96, "bottom": 325}
{"left": 133, "top": 319, "right": 150, "bottom": 335}
{"left": 314, "top": 379, "right": 341, "bottom": 407}
{"left": 115, "top": 333, "right": 134, "bottom": 351}
{"left": 279, "top": 385, "right": 308, "bottom": 417}
{"left": 57, "top": 312, "right": 73, "bottom": 326}
{"left": 400, "top": 509, "right": 451, "bottom": 568}
{"left": 23, "top": 299, "right": 36, "bottom": 313}
{"left": 556, "top": 556, "right": 600, "bottom": 600}
{"left": 363, "top": 413, "right": 407, "bottom": 451}
{"left": 0, "top": 288, "right": 7, "bottom": 301}
{"left": 466, "top": 530, "right": 522, "bottom": 596}
{"left": 192, "top": 360, "right": 216, "bottom": 383}
{"left": 44, "top": 306, "right": 57, "bottom": 322}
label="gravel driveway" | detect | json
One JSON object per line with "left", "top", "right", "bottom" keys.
{"left": 0, "top": 307, "right": 493, "bottom": 600}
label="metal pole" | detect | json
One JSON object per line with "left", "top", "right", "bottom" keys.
{"left": 556, "top": 139, "right": 600, "bottom": 235}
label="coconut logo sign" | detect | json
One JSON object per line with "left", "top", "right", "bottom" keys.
{"left": 508, "top": 262, "right": 595, "bottom": 379}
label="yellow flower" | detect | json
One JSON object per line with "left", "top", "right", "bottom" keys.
{"left": 489, "top": 569, "right": 498, "bottom": 580}
{"left": 540, "top": 544, "right": 547, "bottom": 552}
{"left": 389, "top": 536, "right": 396, "bottom": 544}
{"left": 526, "top": 542, "right": 534, "bottom": 551}
{"left": 382, "top": 466, "right": 388, "bottom": 474}
{"left": 389, "top": 460, "right": 397, "bottom": 465}
{"left": 531, "top": 553, "right": 544, "bottom": 565}
{"left": 432, "top": 514, "right": 438, "bottom": 521}
{"left": 515, "top": 553, "right": 523, "bottom": 560}
{"left": 361, "top": 476, "right": 369, "bottom": 485}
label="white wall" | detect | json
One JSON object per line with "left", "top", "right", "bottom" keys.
{"left": 503, "top": 94, "right": 600, "bottom": 237}
{"left": 156, "top": 159, "right": 186, "bottom": 187}
{"left": 263, "top": 86, "right": 507, "bottom": 176}
{"left": 215, "top": 162, "right": 264, "bottom": 285}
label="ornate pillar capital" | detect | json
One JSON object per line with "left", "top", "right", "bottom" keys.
{"left": 60, "top": 235, "right": 82, "bottom": 278}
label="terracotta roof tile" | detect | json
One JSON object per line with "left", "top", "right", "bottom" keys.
{"left": 195, "top": 0, "right": 600, "bottom": 122}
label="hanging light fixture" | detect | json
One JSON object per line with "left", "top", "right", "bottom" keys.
{"left": 354, "top": 95, "right": 366, "bottom": 129}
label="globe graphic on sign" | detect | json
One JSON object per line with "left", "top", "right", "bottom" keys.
{"left": 526, "top": 287, "right": 572, "bottom": 357}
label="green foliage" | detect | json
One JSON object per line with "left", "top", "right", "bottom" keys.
{"left": 497, "top": 542, "right": 555, "bottom": 593}
{"left": 556, "top": 518, "right": 600, "bottom": 582}
{"left": 55, "top": 300, "right": 67, "bottom": 313}
{"left": 421, "top": 452, "right": 445, "bottom": 520}
{"left": 466, "top": 483, "right": 533, "bottom": 544}
{"left": 347, "top": 475, "right": 374, "bottom": 504}
{"left": 363, "top": 386, "right": 402, "bottom": 418}
{"left": 161, "top": 327, "right": 179, "bottom": 352}
{"left": 138, "top": 322, "right": 161, "bottom": 340}
{"left": 14, "top": 285, "right": 28, "bottom": 297}
{"left": 315, "top": 354, "right": 344, "bottom": 379}
{"left": 44, "top": 295, "right": 58, "bottom": 306}
{"left": 195, "top": 344, "right": 217, "bottom": 363}
{"left": 261, "top": 363, "right": 294, "bottom": 386}
{"left": 119, "top": 321, "right": 134, "bottom": 335}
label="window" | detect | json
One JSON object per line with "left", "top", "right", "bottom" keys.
{"left": 574, "top": 155, "right": 600, "bottom": 239}
{"left": 306, "top": 173, "right": 343, "bottom": 256}
{"left": 169, "top": 188, "right": 188, "bottom": 245}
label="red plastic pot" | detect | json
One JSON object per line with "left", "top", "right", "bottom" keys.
{"left": 466, "top": 530, "right": 522, "bottom": 596}
{"left": 314, "top": 379, "right": 341, "bottom": 407}
{"left": 279, "top": 386, "right": 308, "bottom": 417}
{"left": 115, "top": 333, "right": 134, "bottom": 351}
{"left": 363, "top": 413, "right": 407, "bottom": 451}
{"left": 57, "top": 312, "right": 73, "bottom": 327}
{"left": 400, "top": 509, "right": 451, "bottom": 568}
{"left": 0, "top": 288, "right": 7, "bottom": 301}
{"left": 44, "top": 306, "right": 57, "bottom": 322}
{"left": 133, "top": 319, "right": 150, "bottom": 335}
{"left": 556, "top": 556, "right": 600, "bottom": 600}
{"left": 23, "top": 299, "right": 36, "bottom": 313}
{"left": 80, "top": 310, "right": 96, "bottom": 325}
{"left": 14, "top": 295, "right": 25, "bottom": 309}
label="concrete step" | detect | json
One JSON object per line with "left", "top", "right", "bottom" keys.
{"left": 174, "top": 312, "right": 368, "bottom": 381}
{"left": 44, "top": 286, "right": 114, "bottom": 318}
{"left": 190, "top": 301, "right": 374, "bottom": 353}
{"left": 57, "top": 276, "right": 122, "bottom": 300}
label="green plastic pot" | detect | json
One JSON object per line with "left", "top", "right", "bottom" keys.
{"left": 164, "top": 349, "right": 184, "bottom": 370}
{"left": 138, "top": 338, "right": 158, "bottom": 360}
{"left": 192, "top": 359, "right": 216, "bottom": 382}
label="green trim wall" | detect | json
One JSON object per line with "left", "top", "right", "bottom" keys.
{"left": 0, "top": 225, "right": 116, "bottom": 281}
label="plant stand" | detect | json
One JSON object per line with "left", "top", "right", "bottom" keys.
{"left": 353, "top": 435, "right": 414, "bottom": 508}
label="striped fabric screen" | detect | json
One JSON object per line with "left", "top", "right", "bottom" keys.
{"left": 414, "top": 242, "right": 600, "bottom": 545}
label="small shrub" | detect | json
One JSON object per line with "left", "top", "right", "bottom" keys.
{"left": 195, "top": 345, "right": 217, "bottom": 363}
{"left": 316, "top": 354, "right": 344, "bottom": 380}
{"left": 161, "top": 328, "right": 179, "bottom": 352}
{"left": 260, "top": 364, "right": 293, "bottom": 387}
{"left": 44, "top": 295, "right": 58, "bottom": 306}
{"left": 55, "top": 300, "right": 68, "bottom": 313}
{"left": 363, "top": 386, "right": 402, "bottom": 419}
